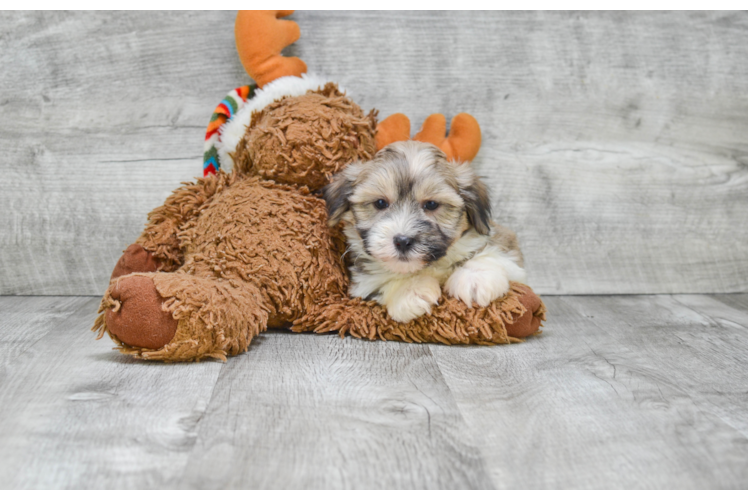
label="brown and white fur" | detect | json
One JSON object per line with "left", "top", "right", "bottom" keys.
{"left": 324, "top": 141, "right": 527, "bottom": 323}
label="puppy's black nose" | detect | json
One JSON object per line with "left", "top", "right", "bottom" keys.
{"left": 393, "top": 234, "right": 414, "bottom": 252}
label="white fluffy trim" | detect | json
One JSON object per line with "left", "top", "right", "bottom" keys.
{"left": 217, "top": 74, "right": 341, "bottom": 172}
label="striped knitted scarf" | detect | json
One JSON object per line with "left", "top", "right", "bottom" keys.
{"left": 203, "top": 84, "right": 256, "bottom": 176}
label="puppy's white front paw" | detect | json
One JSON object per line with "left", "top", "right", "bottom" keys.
{"left": 385, "top": 276, "right": 442, "bottom": 323}
{"left": 445, "top": 265, "right": 510, "bottom": 308}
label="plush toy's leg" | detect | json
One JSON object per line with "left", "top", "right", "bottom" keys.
{"left": 235, "top": 10, "right": 307, "bottom": 88}
{"left": 110, "top": 244, "right": 161, "bottom": 280}
{"left": 504, "top": 284, "right": 545, "bottom": 339}
{"left": 297, "top": 282, "right": 545, "bottom": 346}
{"left": 94, "top": 271, "right": 269, "bottom": 362}
{"left": 102, "top": 274, "right": 179, "bottom": 349}
{"left": 133, "top": 172, "right": 231, "bottom": 271}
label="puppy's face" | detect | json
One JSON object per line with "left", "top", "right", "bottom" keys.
{"left": 324, "top": 141, "right": 491, "bottom": 274}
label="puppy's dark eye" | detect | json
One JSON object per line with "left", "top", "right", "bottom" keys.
{"left": 422, "top": 200, "right": 440, "bottom": 211}
{"left": 373, "top": 199, "right": 389, "bottom": 210}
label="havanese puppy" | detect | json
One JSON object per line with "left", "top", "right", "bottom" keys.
{"left": 323, "top": 141, "right": 527, "bottom": 323}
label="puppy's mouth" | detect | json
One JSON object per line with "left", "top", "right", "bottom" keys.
{"left": 380, "top": 256, "right": 427, "bottom": 275}
{"left": 379, "top": 244, "right": 430, "bottom": 274}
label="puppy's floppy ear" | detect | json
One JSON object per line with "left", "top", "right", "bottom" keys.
{"left": 323, "top": 168, "right": 355, "bottom": 227}
{"left": 454, "top": 161, "right": 492, "bottom": 235}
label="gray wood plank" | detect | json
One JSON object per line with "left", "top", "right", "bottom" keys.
{"left": 430, "top": 295, "right": 748, "bottom": 488}
{"left": 568, "top": 295, "right": 748, "bottom": 434}
{"left": 0, "top": 296, "right": 90, "bottom": 365}
{"left": 0, "top": 297, "right": 224, "bottom": 489}
{"left": 180, "top": 332, "right": 493, "bottom": 489}
{"left": 669, "top": 293, "right": 748, "bottom": 437}
{"left": 2, "top": 11, "right": 748, "bottom": 295}
{"left": 709, "top": 293, "right": 748, "bottom": 315}
{"left": 3, "top": 294, "right": 748, "bottom": 488}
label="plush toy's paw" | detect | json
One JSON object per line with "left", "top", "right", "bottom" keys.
{"left": 385, "top": 276, "right": 442, "bottom": 323}
{"left": 105, "top": 275, "right": 178, "bottom": 350}
{"left": 505, "top": 284, "right": 545, "bottom": 338}
{"left": 445, "top": 263, "right": 511, "bottom": 308}
{"left": 110, "top": 244, "right": 160, "bottom": 281}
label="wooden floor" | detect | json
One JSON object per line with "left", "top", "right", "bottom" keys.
{"left": 1, "top": 294, "right": 747, "bottom": 489}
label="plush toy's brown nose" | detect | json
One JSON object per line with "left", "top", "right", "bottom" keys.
{"left": 393, "top": 235, "right": 414, "bottom": 253}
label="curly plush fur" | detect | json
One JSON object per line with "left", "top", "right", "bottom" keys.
{"left": 235, "top": 82, "right": 377, "bottom": 190}
{"left": 93, "top": 84, "right": 545, "bottom": 362}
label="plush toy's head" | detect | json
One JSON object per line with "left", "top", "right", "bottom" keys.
{"left": 204, "top": 11, "right": 482, "bottom": 186}
{"left": 232, "top": 83, "right": 377, "bottom": 191}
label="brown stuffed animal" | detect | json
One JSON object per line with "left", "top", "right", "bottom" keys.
{"left": 92, "top": 11, "right": 546, "bottom": 362}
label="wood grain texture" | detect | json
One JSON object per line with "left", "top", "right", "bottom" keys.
{"left": 180, "top": 333, "right": 492, "bottom": 489}
{"left": 0, "top": 296, "right": 91, "bottom": 382}
{"left": 429, "top": 294, "right": 748, "bottom": 488}
{"left": 709, "top": 293, "right": 748, "bottom": 314}
{"left": 1, "top": 294, "right": 748, "bottom": 488}
{"left": 669, "top": 293, "right": 748, "bottom": 438}
{"left": 1, "top": 11, "right": 747, "bottom": 295}
{"left": 0, "top": 297, "right": 224, "bottom": 489}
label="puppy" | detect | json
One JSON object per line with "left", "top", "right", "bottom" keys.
{"left": 324, "top": 141, "right": 527, "bottom": 323}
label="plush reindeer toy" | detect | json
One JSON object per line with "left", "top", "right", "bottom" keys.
{"left": 93, "top": 11, "right": 545, "bottom": 362}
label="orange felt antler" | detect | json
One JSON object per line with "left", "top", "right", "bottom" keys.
{"left": 376, "top": 112, "right": 482, "bottom": 162}
{"left": 235, "top": 10, "right": 307, "bottom": 88}
{"left": 414, "top": 113, "right": 482, "bottom": 162}
{"left": 375, "top": 113, "right": 411, "bottom": 151}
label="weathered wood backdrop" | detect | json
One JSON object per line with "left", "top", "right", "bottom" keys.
{"left": 1, "top": 11, "right": 747, "bottom": 296}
